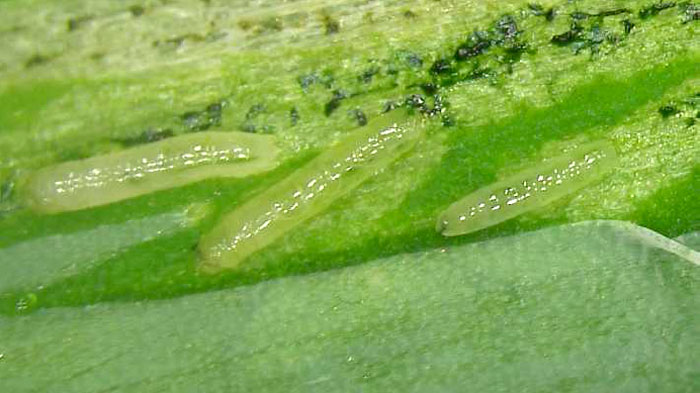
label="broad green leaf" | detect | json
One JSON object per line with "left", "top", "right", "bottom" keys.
{"left": 1, "top": 221, "right": 698, "bottom": 392}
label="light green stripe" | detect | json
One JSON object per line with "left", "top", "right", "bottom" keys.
{"left": 0, "top": 205, "right": 205, "bottom": 293}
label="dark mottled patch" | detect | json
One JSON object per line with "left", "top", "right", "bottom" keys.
{"left": 25, "top": 54, "right": 51, "bottom": 68}
{"left": 182, "top": 112, "right": 204, "bottom": 130}
{"left": 419, "top": 82, "right": 438, "bottom": 95}
{"left": 658, "top": 104, "right": 680, "bottom": 118}
{"left": 569, "top": 8, "right": 630, "bottom": 19}
{"left": 321, "top": 13, "right": 340, "bottom": 35}
{"left": 382, "top": 100, "right": 399, "bottom": 113}
{"left": 245, "top": 104, "right": 266, "bottom": 120}
{"left": 681, "top": 3, "right": 700, "bottom": 23}
{"left": 67, "top": 15, "right": 94, "bottom": 32}
{"left": 587, "top": 25, "right": 606, "bottom": 54}
{"left": 153, "top": 33, "right": 207, "bottom": 49}
{"left": 403, "top": 10, "right": 417, "bottom": 18}
{"left": 464, "top": 66, "right": 492, "bottom": 81}
{"left": 118, "top": 128, "right": 174, "bottom": 147}
{"left": 683, "top": 93, "right": 700, "bottom": 107}
{"left": 454, "top": 31, "right": 491, "bottom": 61}
{"left": 181, "top": 99, "right": 227, "bottom": 131}
{"left": 528, "top": 4, "right": 556, "bottom": 21}
{"left": 639, "top": 2, "right": 677, "bottom": 19}
{"left": 349, "top": 109, "right": 368, "bottom": 126}
{"left": 404, "top": 52, "right": 423, "bottom": 68}
{"left": 596, "top": 8, "right": 632, "bottom": 17}
{"left": 494, "top": 15, "right": 520, "bottom": 41}
{"left": 430, "top": 58, "right": 453, "bottom": 75}
{"left": 1, "top": 178, "right": 14, "bottom": 202}
{"left": 240, "top": 124, "right": 257, "bottom": 133}
{"left": 297, "top": 71, "right": 334, "bottom": 91}
{"left": 324, "top": 90, "right": 347, "bottom": 116}
{"left": 359, "top": 66, "right": 380, "bottom": 84}
{"left": 441, "top": 114, "right": 455, "bottom": 127}
{"left": 426, "top": 94, "right": 449, "bottom": 117}
{"left": 129, "top": 5, "right": 145, "bottom": 17}
{"left": 501, "top": 42, "right": 529, "bottom": 64}
{"left": 297, "top": 74, "right": 318, "bottom": 91}
{"left": 622, "top": 19, "right": 636, "bottom": 34}
{"left": 551, "top": 22, "right": 584, "bottom": 45}
{"left": 405, "top": 94, "right": 427, "bottom": 111}
{"left": 290, "top": 107, "right": 299, "bottom": 126}
{"left": 570, "top": 12, "right": 590, "bottom": 21}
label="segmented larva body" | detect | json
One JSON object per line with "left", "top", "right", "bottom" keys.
{"left": 437, "top": 141, "right": 618, "bottom": 236}
{"left": 198, "top": 111, "right": 421, "bottom": 272}
{"left": 23, "top": 132, "right": 280, "bottom": 213}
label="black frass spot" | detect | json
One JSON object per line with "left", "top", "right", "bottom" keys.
{"left": 67, "top": 15, "right": 93, "bottom": 32}
{"left": 441, "top": 114, "right": 455, "bottom": 127}
{"left": 25, "top": 54, "right": 51, "bottom": 68}
{"left": 1, "top": 179, "right": 15, "bottom": 203}
{"left": 681, "top": 3, "right": 700, "bottom": 23}
{"left": 297, "top": 73, "right": 318, "bottom": 91}
{"left": 321, "top": 13, "right": 340, "bottom": 35}
{"left": 463, "top": 65, "right": 492, "bottom": 81}
{"left": 551, "top": 22, "right": 584, "bottom": 45}
{"left": 501, "top": 42, "right": 529, "bottom": 65}
{"left": 528, "top": 4, "right": 556, "bottom": 21}
{"left": 454, "top": 31, "right": 491, "bottom": 61}
{"left": 587, "top": 25, "right": 607, "bottom": 54}
{"left": 683, "top": 92, "right": 700, "bottom": 108}
{"left": 240, "top": 103, "right": 265, "bottom": 132}
{"left": 570, "top": 12, "right": 591, "bottom": 21}
{"left": 658, "top": 104, "right": 680, "bottom": 118}
{"left": 419, "top": 82, "right": 438, "bottom": 95}
{"left": 240, "top": 124, "right": 257, "bottom": 133}
{"left": 349, "top": 109, "right": 368, "bottom": 126}
{"left": 297, "top": 71, "right": 335, "bottom": 91}
{"left": 129, "top": 5, "right": 145, "bottom": 17}
{"left": 426, "top": 94, "right": 449, "bottom": 117}
{"left": 118, "top": 128, "right": 174, "bottom": 147}
{"left": 245, "top": 103, "right": 266, "bottom": 120}
{"left": 494, "top": 15, "right": 520, "bottom": 41}
{"left": 182, "top": 111, "right": 203, "bottom": 130}
{"left": 430, "top": 58, "right": 453, "bottom": 75}
{"left": 358, "top": 66, "right": 380, "bottom": 84}
{"left": 153, "top": 33, "right": 207, "bottom": 49}
{"left": 639, "top": 2, "right": 677, "bottom": 19}
{"left": 594, "top": 8, "right": 632, "bottom": 17}
{"left": 324, "top": 90, "right": 348, "bottom": 116}
{"left": 182, "top": 99, "right": 227, "bottom": 131}
{"left": 568, "top": 9, "right": 631, "bottom": 19}
{"left": 290, "top": 107, "right": 300, "bottom": 126}
{"left": 405, "top": 94, "right": 427, "bottom": 111}
{"left": 404, "top": 52, "right": 423, "bottom": 68}
{"left": 382, "top": 100, "right": 400, "bottom": 113}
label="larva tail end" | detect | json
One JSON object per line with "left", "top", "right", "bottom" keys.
{"left": 197, "top": 258, "right": 224, "bottom": 275}
{"left": 435, "top": 214, "right": 451, "bottom": 237}
{"left": 196, "top": 240, "right": 248, "bottom": 274}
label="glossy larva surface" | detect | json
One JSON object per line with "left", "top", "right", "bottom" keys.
{"left": 437, "top": 141, "right": 618, "bottom": 237}
{"left": 23, "top": 132, "right": 279, "bottom": 213}
{"left": 198, "top": 111, "right": 421, "bottom": 272}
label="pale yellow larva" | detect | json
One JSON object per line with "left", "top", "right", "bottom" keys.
{"left": 437, "top": 141, "right": 618, "bottom": 236}
{"left": 21, "top": 132, "right": 280, "bottom": 213}
{"left": 198, "top": 111, "right": 422, "bottom": 272}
